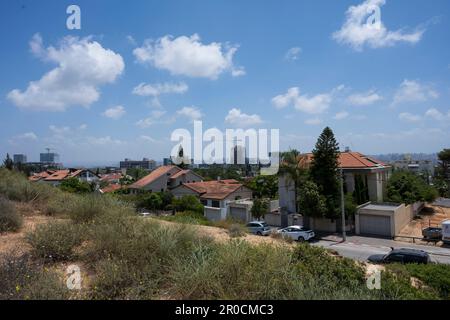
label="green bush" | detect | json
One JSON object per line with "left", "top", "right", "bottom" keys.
{"left": 59, "top": 177, "right": 93, "bottom": 194}
{"left": 0, "top": 169, "right": 54, "bottom": 202}
{"left": 0, "top": 197, "right": 22, "bottom": 232}
{"left": 27, "top": 221, "right": 84, "bottom": 261}
{"left": 172, "top": 195, "right": 204, "bottom": 214}
{"left": 388, "top": 263, "right": 450, "bottom": 299}
{"left": 68, "top": 194, "right": 133, "bottom": 223}
{"left": 0, "top": 253, "right": 69, "bottom": 300}
{"left": 158, "top": 211, "right": 210, "bottom": 226}
{"left": 228, "top": 224, "right": 247, "bottom": 238}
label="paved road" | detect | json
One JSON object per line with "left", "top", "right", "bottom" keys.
{"left": 310, "top": 235, "right": 450, "bottom": 265}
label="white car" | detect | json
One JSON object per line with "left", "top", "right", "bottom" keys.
{"left": 277, "top": 226, "right": 315, "bottom": 242}
{"left": 138, "top": 212, "right": 151, "bottom": 217}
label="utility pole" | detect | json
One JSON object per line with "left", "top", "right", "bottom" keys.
{"left": 340, "top": 167, "right": 347, "bottom": 242}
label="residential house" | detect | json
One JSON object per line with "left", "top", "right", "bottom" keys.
{"left": 171, "top": 179, "right": 253, "bottom": 221}
{"left": 278, "top": 151, "right": 391, "bottom": 231}
{"left": 30, "top": 169, "right": 100, "bottom": 186}
{"left": 128, "top": 165, "right": 203, "bottom": 193}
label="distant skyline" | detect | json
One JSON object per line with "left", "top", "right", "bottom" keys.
{"left": 1, "top": 0, "right": 450, "bottom": 165}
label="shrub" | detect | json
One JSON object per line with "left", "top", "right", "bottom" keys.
{"left": 68, "top": 194, "right": 133, "bottom": 223}
{"left": 0, "top": 197, "right": 22, "bottom": 232}
{"left": 59, "top": 177, "right": 93, "bottom": 194}
{"left": 228, "top": 224, "right": 247, "bottom": 238}
{"left": 158, "top": 211, "right": 210, "bottom": 226}
{"left": 0, "top": 253, "right": 69, "bottom": 300}
{"left": 27, "top": 221, "right": 84, "bottom": 261}
{"left": 172, "top": 195, "right": 204, "bottom": 214}
{"left": 0, "top": 169, "right": 53, "bottom": 202}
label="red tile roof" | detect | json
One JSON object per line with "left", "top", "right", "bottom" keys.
{"left": 100, "top": 173, "right": 123, "bottom": 182}
{"left": 44, "top": 170, "right": 71, "bottom": 181}
{"left": 170, "top": 169, "right": 190, "bottom": 179}
{"left": 28, "top": 170, "right": 54, "bottom": 181}
{"left": 305, "top": 152, "right": 388, "bottom": 169}
{"left": 129, "top": 165, "right": 180, "bottom": 189}
{"left": 99, "top": 184, "right": 122, "bottom": 193}
{"left": 180, "top": 180, "right": 245, "bottom": 200}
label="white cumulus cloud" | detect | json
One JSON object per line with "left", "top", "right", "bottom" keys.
{"left": 7, "top": 34, "right": 124, "bottom": 111}
{"left": 271, "top": 87, "right": 332, "bottom": 114}
{"left": 285, "top": 47, "right": 302, "bottom": 60}
{"left": 102, "top": 105, "right": 126, "bottom": 119}
{"left": 176, "top": 106, "right": 203, "bottom": 122}
{"left": 334, "top": 111, "right": 349, "bottom": 120}
{"left": 132, "top": 82, "right": 188, "bottom": 97}
{"left": 392, "top": 79, "right": 438, "bottom": 106}
{"left": 333, "top": 0, "right": 424, "bottom": 51}
{"left": 347, "top": 90, "right": 383, "bottom": 106}
{"left": 225, "top": 108, "right": 263, "bottom": 127}
{"left": 399, "top": 112, "right": 421, "bottom": 122}
{"left": 136, "top": 110, "right": 166, "bottom": 128}
{"left": 133, "top": 34, "right": 244, "bottom": 79}
{"left": 304, "top": 118, "right": 323, "bottom": 125}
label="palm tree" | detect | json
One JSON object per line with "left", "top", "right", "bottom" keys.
{"left": 278, "top": 149, "right": 308, "bottom": 212}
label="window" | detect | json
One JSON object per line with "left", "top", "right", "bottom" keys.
{"left": 386, "top": 254, "right": 404, "bottom": 263}
{"left": 211, "top": 200, "right": 220, "bottom": 208}
{"left": 200, "top": 199, "right": 207, "bottom": 206}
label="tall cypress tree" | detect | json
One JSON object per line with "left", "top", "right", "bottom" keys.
{"left": 310, "top": 127, "right": 340, "bottom": 218}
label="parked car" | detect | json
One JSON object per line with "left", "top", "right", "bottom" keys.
{"left": 138, "top": 212, "right": 151, "bottom": 218}
{"left": 277, "top": 226, "right": 315, "bottom": 242}
{"left": 368, "top": 248, "right": 431, "bottom": 264}
{"left": 422, "top": 227, "right": 442, "bottom": 240}
{"left": 246, "top": 221, "right": 271, "bottom": 236}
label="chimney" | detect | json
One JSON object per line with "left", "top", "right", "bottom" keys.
{"left": 344, "top": 146, "right": 350, "bottom": 152}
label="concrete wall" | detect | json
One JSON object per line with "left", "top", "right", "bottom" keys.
{"left": 278, "top": 175, "right": 296, "bottom": 213}
{"left": 171, "top": 185, "right": 199, "bottom": 198}
{"left": 263, "top": 213, "right": 303, "bottom": 227}
{"left": 309, "top": 217, "right": 337, "bottom": 233}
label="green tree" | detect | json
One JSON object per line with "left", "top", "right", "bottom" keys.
{"left": 344, "top": 193, "right": 357, "bottom": 218}
{"left": 434, "top": 149, "right": 450, "bottom": 197}
{"left": 59, "top": 177, "right": 93, "bottom": 194}
{"left": 309, "top": 127, "right": 340, "bottom": 218}
{"left": 251, "top": 198, "right": 269, "bottom": 221}
{"left": 278, "top": 149, "right": 308, "bottom": 212}
{"left": 387, "top": 171, "right": 438, "bottom": 204}
{"left": 246, "top": 175, "right": 278, "bottom": 199}
{"left": 3, "top": 154, "right": 13, "bottom": 170}
{"left": 142, "top": 193, "right": 163, "bottom": 211}
{"left": 126, "top": 168, "right": 148, "bottom": 181}
{"left": 172, "top": 195, "right": 204, "bottom": 214}
{"left": 297, "top": 180, "right": 327, "bottom": 218}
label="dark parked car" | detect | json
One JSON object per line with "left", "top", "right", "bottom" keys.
{"left": 422, "top": 227, "right": 442, "bottom": 240}
{"left": 368, "top": 248, "right": 431, "bottom": 264}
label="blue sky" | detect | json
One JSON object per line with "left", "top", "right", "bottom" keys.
{"left": 1, "top": 0, "right": 449, "bottom": 166}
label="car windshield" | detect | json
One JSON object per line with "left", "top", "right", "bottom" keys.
{"left": 260, "top": 222, "right": 268, "bottom": 227}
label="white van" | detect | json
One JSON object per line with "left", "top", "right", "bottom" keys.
{"left": 442, "top": 220, "right": 450, "bottom": 244}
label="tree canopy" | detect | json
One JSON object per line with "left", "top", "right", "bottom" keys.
{"left": 387, "top": 171, "right": 438, "bottom": 204}
{"left": 309, "top": 127, "right": 341, "bottom": 218}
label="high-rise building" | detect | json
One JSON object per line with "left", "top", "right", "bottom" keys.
{"left": 40, "top": 152, "right": 60, "bottom": 163}
{"left": 120, "top": 158, "right": 156, "bottom": 170}
{"left": 13, "top": 154, "right": 27, "bottom": 164}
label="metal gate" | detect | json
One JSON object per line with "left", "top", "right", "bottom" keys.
{"left": 359, "top": 214, "right": 391, "bottom": 237}
{"left": 230, "top": 207, "right": 247, "bottom": 222}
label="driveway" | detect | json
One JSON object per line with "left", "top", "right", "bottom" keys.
{"left": 312, "top": 235, "right": 450, "bottom": 265}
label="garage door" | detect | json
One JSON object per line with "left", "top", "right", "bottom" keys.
{"left": 359, "top": 214, "right": 391, "bottom": 237}
{"left": 230, "top": 207, "right": 247, "bottom": 222}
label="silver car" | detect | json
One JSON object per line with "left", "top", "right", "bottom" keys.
{"left": 246, "top": 221, "right": 271, "bottom": 236}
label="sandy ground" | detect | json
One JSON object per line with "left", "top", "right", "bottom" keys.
{"left": 398, "top": 205, "right": 450, "bottom": 244}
